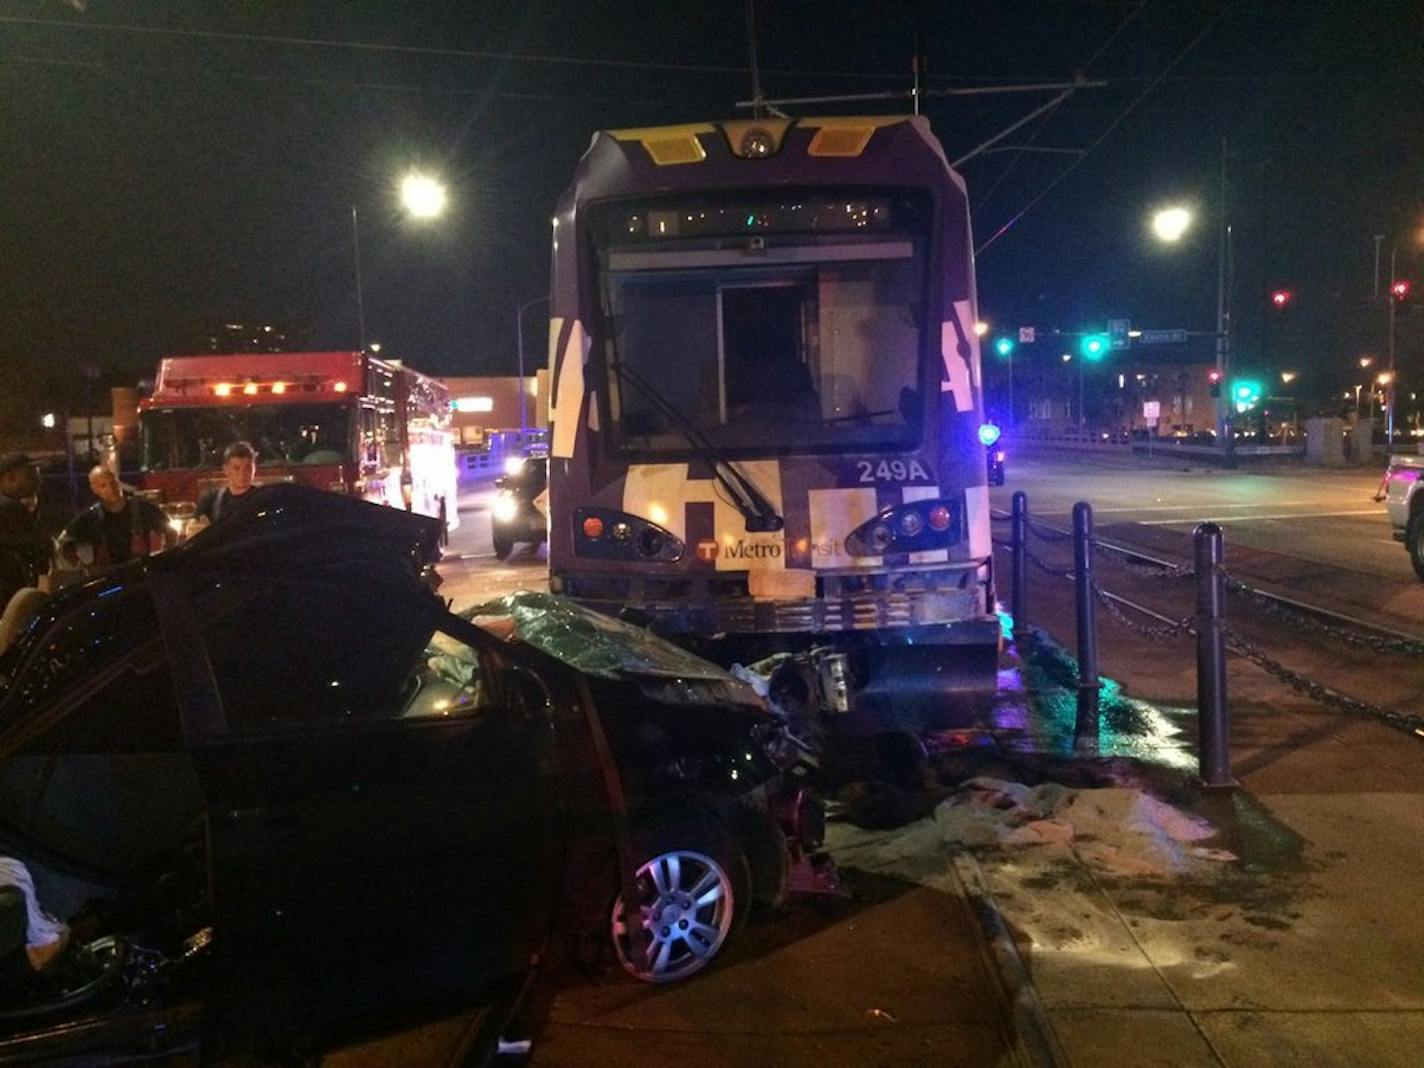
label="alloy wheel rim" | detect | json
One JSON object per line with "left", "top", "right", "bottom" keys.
{"left": 611, "top": 849, "right": 734, "bottom": 983}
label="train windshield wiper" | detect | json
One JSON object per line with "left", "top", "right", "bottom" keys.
{"left": 612, "top": 361, "right": 783, "bottom": 533}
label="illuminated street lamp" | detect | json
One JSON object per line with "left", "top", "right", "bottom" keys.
{"left": 973, "top": 321, "right": 990, "bottom": 337}
{"left": 1359, "top": 356, "right": 1374, "bottom": 370}
{"left": 399, "top": 173, "right": 448, "bottom": 219}
{"left": 1149, "top": 177, "right": 1233, "bottom": 461}
{"left": 352, "top": 170, "right": 449, "bottom": 351}
{"left": 1151, "top": 205, "right": 1192, "bottom": 243}
{"left": 1280, "top": 371, "right": 1297, "bottom": 385}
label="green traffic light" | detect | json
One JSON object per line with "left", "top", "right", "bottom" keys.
{"left": 1080, "top": 334, "right": 1108, "bottom": 360}
{"left": 994, "top": 337, "right": 1015, "bottom": 357}
{"left": 1231, "top": 379, "right": 1263, "bottom": 409}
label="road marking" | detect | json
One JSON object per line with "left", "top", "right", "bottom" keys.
{"left": 1093, "top": 500, "right": 1369, "bottom": 513}
{"left": 1138, "top": 509, "right": 1383, "bottom": 525}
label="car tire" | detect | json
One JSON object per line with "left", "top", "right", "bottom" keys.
{"left": 610, "top": 819, "right": 750, "bottom": 984}
{"left": 1408, "top": 510, "right": 1424, "bottom": 582}
{"left": 493, "top": 530, "right": 514, "bottom": 560}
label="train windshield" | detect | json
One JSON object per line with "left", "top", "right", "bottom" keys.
{"left": 592, "top": 190, "right": 931, "bottom": 457}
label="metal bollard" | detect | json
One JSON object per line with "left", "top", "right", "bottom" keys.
{"left": 1011, "top": 490, "right": 1028, "bottom": 639}
{"left": 1072, "top": 501, "right": 1100, "bottom": 750}
{"left": 1193, "top": 523, "right": 1234, "bottom": 788}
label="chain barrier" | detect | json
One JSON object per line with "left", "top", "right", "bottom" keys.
{"left": 1221, "top": 571, "right": 1424, "bottom": 659}
{"left": 1025, "top": 518, "right": 1074, "bottom": 543}
{"left": 1090, "top": 576, "right": 1195, "bottom": 641}
{"left": 1024, "top": 546, "right": 1076, "bottom": 578}
{"left": 1093, "top": 540, "right": 1195, "bottom": 580}
{"left": 1224, "top": 625, "right": 1424, "bottom": 735}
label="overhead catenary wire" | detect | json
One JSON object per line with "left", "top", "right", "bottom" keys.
{"left": 976, "top": 3, "right": 1229, "bottom": 256}
{"left": 973, "top": 0, "right": 1149, "bottom": 212}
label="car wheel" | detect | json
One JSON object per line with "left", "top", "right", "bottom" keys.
{"left": 1408, "top": 510, "right": 1424, "bottom": 581}
{"left": 493, "top": 530, "right": 514, "bottom": 560}
{"left": 610, "top": 821, "right": 749, "bottom": 984}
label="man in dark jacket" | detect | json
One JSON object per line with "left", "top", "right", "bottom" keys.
{"left": 193, "top": 441, "right": 261, "bottom": 529}
{"left": 58, "top": 466, "right": 174, "bottom": 573}
{"left": 0, "top": 454, "right": 51, "bottom": 607}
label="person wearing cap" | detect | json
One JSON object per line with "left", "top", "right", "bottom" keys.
{"left": 192, "top": 441, "right": 261, "bottom": 529}
{"left": 57, "top": 466, "right": 175, "bottom": 574}
{"left": 0, "top": 454, "right": 51, "bottom": 607}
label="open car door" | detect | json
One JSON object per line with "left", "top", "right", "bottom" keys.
{"left": 151, "top": 544, "right": 565, "bottom": 1052}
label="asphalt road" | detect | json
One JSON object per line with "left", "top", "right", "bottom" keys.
{"left": 992, "top": 448, "right": 1404, "bottom": 579}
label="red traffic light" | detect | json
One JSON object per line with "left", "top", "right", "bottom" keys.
{"left": 1392, "top": 279, "right": 1412, "bottom": 300}
{"left": 1207, "top": 369, "right": 1223, "bottom": 384}
{"left": 1270, "top": 289, "right": 1293, "bottom": 308}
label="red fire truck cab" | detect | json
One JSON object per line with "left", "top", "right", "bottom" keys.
{"left": 137, "top": 352, "right": 458, "bottom": 531}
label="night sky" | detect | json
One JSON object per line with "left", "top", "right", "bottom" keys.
{"left": 3, "top": 0, "right": 1421, "bottom": 428}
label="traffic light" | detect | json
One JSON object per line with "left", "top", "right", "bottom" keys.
{"left": 1392, "top": 279, "right": 1412, "bottom": 300}
{"left": 1080, "top": 334, "right": 1108, "bottom": 360}
{"left": 1231, "top": 379, "right": 1262, "bottom": 411}
{"left": 1270, "top": 289, "right": 1293, "bottom": 309}
{"left": 1208, "top": 369, "right": 1223, "bottom": 398}
{"left": 994, "top": 336, "right": 1015, "bottom": 358}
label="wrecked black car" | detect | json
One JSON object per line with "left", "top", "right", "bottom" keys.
{"left": 0, "top": 485, "right": 829, "bottom": 1062}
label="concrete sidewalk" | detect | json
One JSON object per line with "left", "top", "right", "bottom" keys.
{"left": 974, "top": 541, "right": 1424, "bottom": 1066}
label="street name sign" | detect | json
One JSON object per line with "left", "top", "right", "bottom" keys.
{"left": 1139, "top": 329, "right": 1189, "bottom": 344}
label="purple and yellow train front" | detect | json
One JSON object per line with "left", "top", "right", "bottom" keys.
{"left": 545, "top": 116, "right": 998, "bottom": 728}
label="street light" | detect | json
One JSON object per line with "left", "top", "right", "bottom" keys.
{"left": 351, "top": 170, "right": 449, "bottom": 351}
{"left": 399, "top": 173, "right": 448, "bottom": 219}
{"left": 1149, "top": 156, "right": 1233, "bottom": 462}
{"left": 1151, "top": 205, "right": 1193, "bottom": 243}
{"left": 973, "top": 321, "right": 990, "bottom": 337}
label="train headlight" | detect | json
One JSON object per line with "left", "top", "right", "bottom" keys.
{"left": 739, "top": 128, "right": 775, "bottom": 158}
{"left": 575, "top": 508, "right": 684, "bottom": 563}
{"left": 846, "top": 499, "right": 961, "bottom": 556}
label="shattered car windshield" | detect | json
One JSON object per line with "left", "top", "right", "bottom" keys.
{"left": 463, "top": 591, "right": 741, "bottom": 685}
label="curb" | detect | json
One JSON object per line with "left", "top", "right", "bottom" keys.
{"left": 947, "top": 851, "right": 1068, "bottom": 1068}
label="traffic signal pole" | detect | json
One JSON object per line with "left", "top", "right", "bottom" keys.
{"left": 1215, "top": 139, "right": 1236, "bottom": 468}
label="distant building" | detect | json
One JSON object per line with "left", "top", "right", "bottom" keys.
{"left": 173, "top": 317, "right": 311, "bottom": 354}
{"left": 441, "top": 375, "right": 545, "bottom": 447}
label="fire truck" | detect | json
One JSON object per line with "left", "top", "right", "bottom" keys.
{"left": 137, "top": 351, "right": 458, "bottom": 531}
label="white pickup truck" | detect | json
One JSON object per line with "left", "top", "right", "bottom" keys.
{"left": 1383, "top": 454, "right": 1424, "bottom": 579}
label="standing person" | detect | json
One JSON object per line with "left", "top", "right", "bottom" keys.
{"left": 193, "top": 441, "right": 260, "bottom": 528}
{"left": 57, "top": 466, "right": 174, "bottom": 574}
{"left": 0, "top": 454, "right": 51, "bottom": 608}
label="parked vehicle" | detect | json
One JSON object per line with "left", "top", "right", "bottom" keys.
{"left": 491, "top": 456, "right": 548, "bottom": 559}
{"left": 0, "top": 485, "right": 827, "bottom": 1061}
{"left": 1382, "top": 454, "right": 1424, "bottom": 578}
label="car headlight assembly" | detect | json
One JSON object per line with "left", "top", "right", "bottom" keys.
{"left": 492, "top": 492, "right": 520, "bottom": 523}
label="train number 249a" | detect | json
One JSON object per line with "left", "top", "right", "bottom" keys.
{"left": 856, "top": 459, "right": 932, "bottom": 484}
